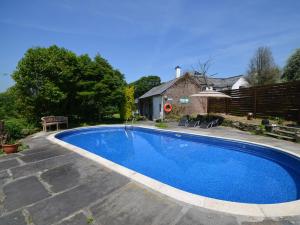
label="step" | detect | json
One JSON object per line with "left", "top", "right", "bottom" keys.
{"left": 265, "top": 132, "right": 296, "bottom": 141}
{"left": 273, "top": 129, "right": 296, "bottom": 137}
{"left": 276, "top": 125, "right": 300, "bottom": 133}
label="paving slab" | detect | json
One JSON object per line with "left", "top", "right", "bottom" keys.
{"left": 10, "top": 153, "right": 78, "bottom": 179}
{"left": 0, "top": 153, "right": 22, "bottom": 162}
{"left": 57, "top": 212, "right": 89, "bottom": 225}
{"left": 3, "top": 176, "right": 50, "bottom": 212}
{"left": 27, "top": 172, "right": 129, "bottom": 225}
{"left": 0, "top": 159, "right": 20, "bottom": 172}
{"left": 241, "top": 220, "right": 293, "bottom": 225}
{"left": 0, "top": 210, "right": 27, "bottom": 225}
{"left": 40, "top": 155, "right": 111, "bottom": 193}
{"left": 21, "top": 147, "right": 50, "bottom": 155}
{"left": 19, "top": 147, "right": 70, "bottom": 163}
{"left": 175, "top": 207, "right": 239, "bottom": 225}
{"left": 0, "top": 170, "right": 11, "bottom": 187}
{"left": 40, "top": 163, "right": 80, "bottom": 193}
{"left": 90, "top": 182, "right": 183, "bottom": 225}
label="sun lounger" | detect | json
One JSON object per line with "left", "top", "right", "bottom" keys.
{"left": 178, "top": 116, "right": 189, "bottom": 127}
{"left": 199, "top": 118, "right": 219, "bottom": 129}
{"left": 187, "top": 115, "right": 204, "bottom": 127}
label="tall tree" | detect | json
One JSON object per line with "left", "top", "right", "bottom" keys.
{"left": 12, "top": 46, "right": 126, "bottom": 123}
{"left": 0, "top": 88, "right": 18, "bottom": 120}
{"left": 76, "top": 54, "right": 126, "bottom": 120}
{"left": 246, "top": 47, "right": 280, "bottom": 86}
{"left": 283, "top": 49, "right": 300, "bottom": 81}
{"left": 12, "top": 45, "right": 79, "bottom": 122}
{"left": 130, "top": 76, "right": 161, "bottom": 98}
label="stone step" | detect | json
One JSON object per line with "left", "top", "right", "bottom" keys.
{"left": 276, "top": 125, "right": 300, "bottom": 133}
{"left": 273, "top": 129, "right": 296, "bottom": 137}
{"left": 265, "top": 132, "right": 296, "bottom": 141}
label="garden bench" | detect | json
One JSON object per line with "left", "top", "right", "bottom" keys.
{"left": 41, "top": 116, "right": 68, "bottom": 132}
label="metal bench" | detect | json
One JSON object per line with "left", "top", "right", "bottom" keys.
{"left": 41, "top": 116, "right": 68, "bottom": 132}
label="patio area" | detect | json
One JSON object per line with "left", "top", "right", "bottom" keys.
{"left": 0, "top": 124, "right": 299, "bottom": 225}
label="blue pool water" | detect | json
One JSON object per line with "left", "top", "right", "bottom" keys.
{"left": 56, "top": 126, "right": 300, "bottom": 204}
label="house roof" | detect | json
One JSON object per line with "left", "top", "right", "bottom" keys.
{"left": 139, "top": 78, "right": 179, "bottom": 99}
{"left": 139, "top": 74, "right": 244, "bottom": 99}
{"left": 194, "top": 75, "right": 244, "bottom": 89}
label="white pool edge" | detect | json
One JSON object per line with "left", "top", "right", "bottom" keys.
{"left": 47, "top": 124, "right": 300, "bottom": 218}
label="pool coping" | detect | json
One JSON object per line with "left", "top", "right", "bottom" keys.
{"left": 47, "top": 124, "right": 300, "bottom": 218}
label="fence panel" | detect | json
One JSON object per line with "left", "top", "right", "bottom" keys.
{"left": 208, "top": 81, "right": 300, "bottom": 121}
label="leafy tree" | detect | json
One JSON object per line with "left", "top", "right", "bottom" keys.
{"left": 76, "top": 54, "right": 125, "bottom": 120}
{"left": 246, "top": 47, "right": 280, "bottom": 86}
{"left": 130, "top": 76, "right": 161, "bottom": 98}
{"left": 12, "top": 45, "right": 126, "bottom": 123}
{"left": 283, "top": 49, "right": 300, "bottom": 81}
{"left": 12, "top": 45, "right": 79, "bottom": 122}
{"left": 120, "top": 86, "right": 135, "bottom": 120}
{"left": 0, "top": 88, "right": 18, "bottom": 120}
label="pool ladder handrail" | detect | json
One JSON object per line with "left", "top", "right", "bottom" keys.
{"left": 125, "top": 117, "right": 135, "bottom": 130}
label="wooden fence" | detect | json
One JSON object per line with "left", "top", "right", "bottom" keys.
{"left": 208, "top": 81, "right": 300, "bottom": 121}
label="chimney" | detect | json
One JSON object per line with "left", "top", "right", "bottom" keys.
{"left": 175, "top": 66, "right": 181, "bottom": 78}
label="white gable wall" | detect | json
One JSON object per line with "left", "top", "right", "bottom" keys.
{"left": 232, "top": 77, "right": 249, "bottom": 89}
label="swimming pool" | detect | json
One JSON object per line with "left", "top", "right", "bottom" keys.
{"left": 55, "top": 126, "right": 300, "bottom": 204}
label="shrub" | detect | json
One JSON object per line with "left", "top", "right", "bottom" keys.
{"left": 254, "top": 124, "right": 266, "bottom": 135}
{"left": 120, "top": 86, "right": 135, "bottom": 120}
{"left": 4, "top": 118, "right": 37, "bottom": 141}
{"left": 274, "top": 117, "right": 284, "bottom": 125}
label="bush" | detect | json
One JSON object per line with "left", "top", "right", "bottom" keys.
{"left": 4, "top": 118, "right": 37, "bottom": 141}
{"left": 120, "top": 86, "right": 135, "bottom": 121}
{"left": 254, "top": 124, "right": 266, "bottom": 135}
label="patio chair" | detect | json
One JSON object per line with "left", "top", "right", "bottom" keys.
{"left": 178, "top": 115, "right": 189, "bottom": 127}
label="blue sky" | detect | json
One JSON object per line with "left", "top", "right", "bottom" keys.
{"left": 1, "top": 0, "right": 300, "bottom": 92}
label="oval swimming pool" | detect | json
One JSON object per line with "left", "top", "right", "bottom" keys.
{"left": 55, "top": 126, "right": 300, "bottom": 204}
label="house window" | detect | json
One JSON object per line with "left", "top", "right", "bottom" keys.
{"left": 179, "top": 97, "right": 189, "bottom": 104}
{"left": 159, "top": 104, "right": 161, "bottom": 112}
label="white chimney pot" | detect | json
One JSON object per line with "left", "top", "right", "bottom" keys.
{"left": 175, "top": 66, "right": 181, "bottom": 78}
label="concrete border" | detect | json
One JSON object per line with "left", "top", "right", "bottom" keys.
{"left": 47, "top": 125, "right": 300, "bottom": 218}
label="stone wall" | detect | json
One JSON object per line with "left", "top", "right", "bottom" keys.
{"left": 164, "top": 75, "right": 207, "bottom": 118}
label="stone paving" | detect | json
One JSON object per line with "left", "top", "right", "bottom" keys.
{"left": 0, "top": 125, "right": 299, "bottom": 225}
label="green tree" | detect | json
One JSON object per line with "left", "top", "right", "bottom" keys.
{"left": 12, "top": 45, "right": 80, "bottom": 122}
{"left": 283, "top": 49, "right": 300, "bottom": 81}
{"left": 0, "top": 88, "right": 18, "bottom": 120}
{"left": 246, "top": 47, "right": 280, "bottom": 86}
{"left": 92, "top": 55, "right": 126, "bottom": 118}
{"left": 130, "top": 76, "right": 161, "bottom": 98}
{"left": 12, "top": 46, "right": 126, "bottom": 123}
{"left": 120, "top": 86, "right": 135, "bottom": 120}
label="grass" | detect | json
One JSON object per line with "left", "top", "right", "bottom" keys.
{"left": 87, "top": 217, "right": 94, "bottom": 224}
{"left": 155, "top": 122, "right": 168, "bottom": 129}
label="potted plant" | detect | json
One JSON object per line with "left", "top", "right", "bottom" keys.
{"left": 2, "top": 134, "right": 19, "bottom": 154}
